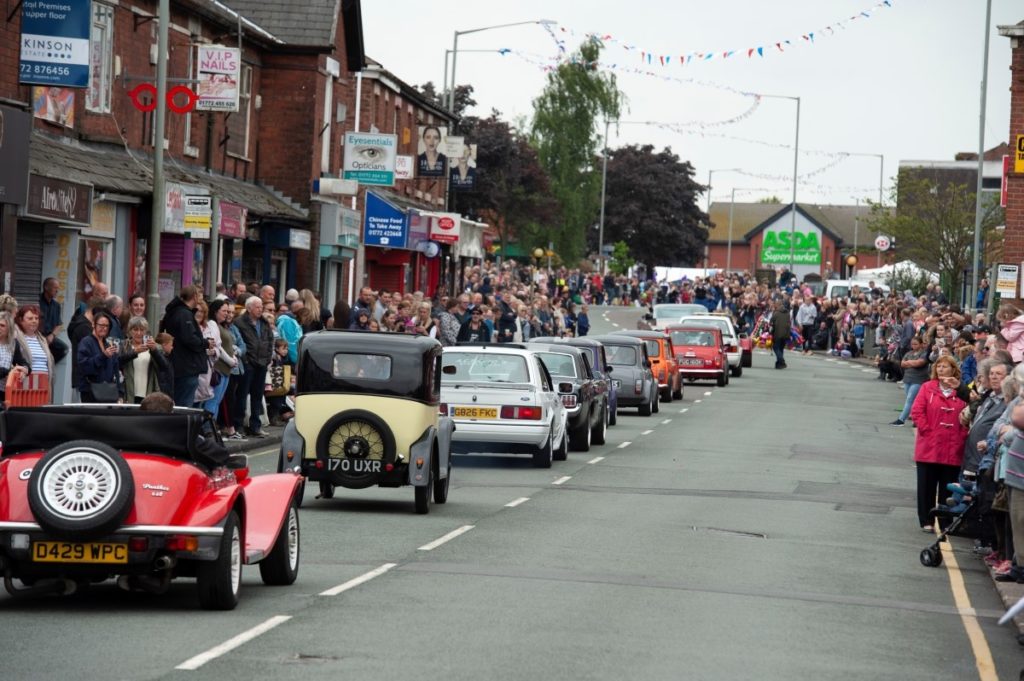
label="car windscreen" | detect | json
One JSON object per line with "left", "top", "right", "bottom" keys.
{"left": 442, "top": 353, "right": 530, "bottom": 383}
{"left": 681, "top": 318, "right": 732, "bottom": 338}
{"left": 654, "top": 304, "right": 706, "bottom": 320}
{"left": 604, "top": 345, "right": 637, "bottom": 366}
{"left": 536, "top": 352, "right": 577, "bottom": 378}
{"left": 643, "top": 340, "right": 661, "bottom": 358}
{"left": 669, "top": 330, "right": 716, "bottom": 347}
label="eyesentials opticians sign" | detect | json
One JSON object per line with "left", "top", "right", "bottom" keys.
{"left": 342, "top": 132, "right": 397, "bottom": 186}
{"left": 760, "top": 228, "right": 821, "bottom": 265}
{"left": 363, "top": 192, "right": 408, "bottom": 248}
{"left": 19, "top": 0, "right": 91, "bottom": 87}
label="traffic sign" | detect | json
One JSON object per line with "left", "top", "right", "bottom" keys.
{"left": 874, "top": 235, "right": 891, "bottom": 252}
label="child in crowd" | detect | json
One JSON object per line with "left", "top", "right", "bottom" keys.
{"left": 265, "top": 339, "right": 294, "bottom": 427}
{"left": 154, "top": 332, "right": 175, "bottom": 396}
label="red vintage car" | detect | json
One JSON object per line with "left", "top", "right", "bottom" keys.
{"left": 664, "top": 326, "right": 729, "bottom": 387}
{"left": 0, "top": 405, "right": 302, "bottom": 610}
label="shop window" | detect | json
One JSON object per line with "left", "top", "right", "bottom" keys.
{"left": 86, "top": 3, "right": 114, "bottom": 113}
{"left": 226, "top": 64, "right": 252, "bottom": 158}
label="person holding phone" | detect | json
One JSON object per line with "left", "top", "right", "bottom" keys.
{"left": 76, "top": 309, "right": 122, "bottom": 403}
{"left": 119, "top": 316, "right": 170, "bottom": 404}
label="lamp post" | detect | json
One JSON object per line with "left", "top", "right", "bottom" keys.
{"left": 442, "top": 49, "right": 504, "bottom": 106}
{"left": 970, "top": 0, "right": 994, "bottom": 313}
{"left": 705, "top": 168, "right": 740, "bottom": 268}
{"left": 756, "top": 94, "right": 801, "bottom": 272}
{"left": 448, "top": 20, "right": 556, "bottom": 113}
{"left": 598, "top": 118, "right": 613, "bottom": 275}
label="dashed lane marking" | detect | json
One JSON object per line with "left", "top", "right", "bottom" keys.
{"left": 694, "top": 399, "right": 702, "bottom": 404}
{"left": 418, "top": 525, "right": 475, "bottom": 551}
{"left": 703, "top": 391, "right": 712, "bottom": 396}
{"left": 176, "top": 616, "right": 292, "bottom": 670}
{"left": 641, "top": 429, "right": 653, "bottom": 435}
{"left": 679, "top": 408, "right": 688, "bottom": 414}
{"left": 552, "top": 476, "right": 572, "bottom": 486}
{"left": 618, "top": 441, "right": 632, "bottom": 449}
{"left": 661, "top": 419, "right": 672, "bottom": 425}
{"left": 320, "top": 563, "right": 398, "bottom": 596}
{"left": 505, "top": 497, "right": 531, "bottom": 508}
{"left": 612, "top": 323, "right": 620, "bottom": 327}
{"left": 587, "top": 457, "right": 604, "bottom": 464}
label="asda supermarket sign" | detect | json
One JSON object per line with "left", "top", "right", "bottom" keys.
{"left": 760, "top": 229, "right": 821, "bottom": 265}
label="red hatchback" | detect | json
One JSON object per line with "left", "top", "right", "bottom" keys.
{"left": 665, "top": 326, "right": 729, "bottom": 387}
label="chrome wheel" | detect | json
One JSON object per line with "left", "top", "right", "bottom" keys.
{"left": 40, "top": 450, "right": 119, "bottom": 519}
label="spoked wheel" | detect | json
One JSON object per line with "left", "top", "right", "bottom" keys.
{"left": 919, "top": 547, "right": 942, "bottom": 568}
{"left": 197, "top": 511, "right": 242, "bottom": 610}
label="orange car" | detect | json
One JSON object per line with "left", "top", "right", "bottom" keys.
{"left": 611, "top": 330, "right": 682, "bottom": 402}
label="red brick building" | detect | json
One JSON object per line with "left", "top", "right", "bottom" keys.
{"left": 1000, "top": 20, "right": 1024, "bottom": 302}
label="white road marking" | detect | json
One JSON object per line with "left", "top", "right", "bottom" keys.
{"left": 245, "top": 446, "right": 280, "bottom": 459}
{"left": 320, "top": 563, "right": 398, "bottom": 596}
{"left": 587, "top": 456, "right": 604, "bottom": 464}
{"left": 703, "top": 391, "right": 713, "bottom": 396}
{"left": 176, "top": 615, "right": 292, "bottom": 670}
{"left": 618, "top": 441, "right": 632, "bottom": 449}
{"left": 862, "top": 369, "right": 874, "bottom": 373}
{"left": 505, "top": 497, "right": 531, "bottom": 508}
{"left": 612, "top": 323, "right": 620, "bottom": 327}
{"left": 552, "top": 476, "right": 572, "bottom": 485}
{"left": 678, "top": 408, "right": 689, "bottom": 414}
{"left": 694, "top": 399, "right": 703, "bottom": 403}
{"left": 641, "top": 429, "right": 653, "bottom": 435}
{"left": 418, "top": 525, "right": 475, "bottom": 551}
{"left": 661, "top": 419, "right": 672, "bottom": 424}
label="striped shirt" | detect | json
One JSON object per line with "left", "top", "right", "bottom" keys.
{"left": 0, "top": 343, "right": 12, "bottom": 370}
{"left": 23, "top": 336, "right": 48, "bottom": 374}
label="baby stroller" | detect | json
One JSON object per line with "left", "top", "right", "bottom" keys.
{"left": 919, "top": 477, "right": 978, "bottom": 567}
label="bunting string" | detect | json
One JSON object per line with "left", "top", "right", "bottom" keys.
{"left": 544, "top": 0, "right": 894, "bottom": 68}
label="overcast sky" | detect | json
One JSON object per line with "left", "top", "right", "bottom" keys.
{"left": 362, "top": 0, "right": 1020, "bottom": 208}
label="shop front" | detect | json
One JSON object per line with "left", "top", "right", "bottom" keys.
{"left": 362, "top": 191, "right": 439, "bottom": 296}
{"left": 0, "top": 104, "right": 31, "bottom": 296}
{"left": 214, "top": 200, "right": 248, "bottom": 287}
{"left": 157, "top": 182, "right": 211, "bottom": 310}
{"left": 317, "top": 201, "right": 359, "bottom": 310}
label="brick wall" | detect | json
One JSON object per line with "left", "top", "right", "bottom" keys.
{"left": 1003, "top": 33, "right": 1024, "bottom": 297}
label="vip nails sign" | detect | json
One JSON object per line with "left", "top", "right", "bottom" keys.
{"left": 195, "top": 46, "right": 241, "bottom": 112}
{"left": 19, "top": 0, "right": 91, "bottom": 87}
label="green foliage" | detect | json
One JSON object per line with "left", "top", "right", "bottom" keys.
{"left": 600, "top": 144, "right": 708, "bottom": 273}
{"left": 758, "top": 196, "right": 782, "bottom": 204}
{"left": 531, "top": 38, "right": 623, "bottom": 261}
{"left": 608, "top": 241, "right": 634, "bottom": 275}
{"left": 867, "top": 171, "right": 1003, "bottom": 305}
{"left": 883, "top": 264, "right": 932, "bottom": 297}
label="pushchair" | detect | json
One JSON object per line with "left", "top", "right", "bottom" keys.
{"left": 919, "top": 476, "right": 980, "bottom": 567}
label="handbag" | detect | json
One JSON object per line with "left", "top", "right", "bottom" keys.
{"left": 992, "top": 483, "right": 1010, "bottom": 513}
{"left": 209, "top": 358, "right": 222, "bottom": 387}
{"left": 88, "top": 380, "right": 120, "bottom": 403}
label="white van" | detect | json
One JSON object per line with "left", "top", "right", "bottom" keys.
{"left": 824, "top": 280, "right": 890, "bottom": 300}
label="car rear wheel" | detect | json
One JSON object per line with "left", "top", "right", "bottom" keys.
{"left": 638, "top": 394, "right": 652, "bottom": 416}
{"left": 414, "top": 469, "right": 432, "bottom": 514}
{"left": 533, "top": 433, "right": 554, "bottom": 468}
{"left": 608, "top": 403, "right": 617, "bottom": 426}
{"left": 661, "top": 386, "right": 673, "bottom": 403}
{"left": 672, "top": 384, "right": 683, "bottom": 400}
{"left": 433, "top": 454, "right": 451, "bottom": 504}
{"left": 652, "top": 391, "right": 660, "bottom": 414}
{"left": 741, "top": 351, "right": 753, "bottom": 368}
{"left": 592, "top": 405, "right": 607, "bottom": 445}
{"left": 259, "top": 502, "right": 299, "bottom": 586}
{"left": 28, "top": 440, "right": 135, "bottom": 541}
{"left": 717, "top": 372, "right": 727, "bottom": 387}
{"left": 197, "top": 511, "right": 241, "bottom": 610}
{"left": 731, "top": 365, "right": 743, "bottom": 378}
{"left": 569, "top": 412, "right": 592, "bottom": 452}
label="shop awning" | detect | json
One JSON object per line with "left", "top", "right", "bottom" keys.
{"left": 29, "top": 132, "right": 306, "bottom": 220}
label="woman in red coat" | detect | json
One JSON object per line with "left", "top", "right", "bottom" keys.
{"left": 910, "top": 355, "right": 970, "bottom": 532}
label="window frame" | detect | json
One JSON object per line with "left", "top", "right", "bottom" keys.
{"left": 86, "top": 2, "right": 115, "bottom": 114}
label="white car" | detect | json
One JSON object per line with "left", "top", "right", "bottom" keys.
{"left": 649, "top": 303, "right": 709, "bottom": 331}
{"left": 441, "top": 345, "right": 569, "bottom": 468}
{"left": 676, "top": 315, "right": 743, "bottom": 377}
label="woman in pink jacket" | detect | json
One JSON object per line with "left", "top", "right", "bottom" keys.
{"left": 997, "top": 304, "right": 1024, "bottom": 364}
{"left": 910, "top": 355, "right": 969, "bottom": 532}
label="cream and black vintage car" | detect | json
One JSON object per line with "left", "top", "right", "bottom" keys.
{"left": 278, "top": 331, "right": 454, "bottom": 514}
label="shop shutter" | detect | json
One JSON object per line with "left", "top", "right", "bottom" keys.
{"left": 368, "top": 265, "right": 403, "bottom": 295}
{"left": 14, "top": 226, "right": 44, "bottom": 303}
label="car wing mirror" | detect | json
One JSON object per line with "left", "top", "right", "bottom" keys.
{"left": 442, "top": 365, "right": 457, "bottom": 375}
{"left": 605, "top": 365, "right": 613, "bottom": 373}
{"left": 643, "top": 360, "right": 652, "bottom": 369}
{"left": 558, "top": 382, "right": 574, "bottom": 393}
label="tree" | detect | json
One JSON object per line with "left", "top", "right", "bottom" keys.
{"left": 607, "top": 241, "right": 634, "bottom": 276}
{"left": 531, "top": 38, "right": 623, "bottom": 262}
{"left": 758, "top": 196, "right": 782, "bottom": 204}
{"left": 867, "top": 171, "right": 1004, "bottom": 304}
{"left": 599, "top": 144, "right": 708, "bottom": 274}
{"left": 414, "top": 82, "right": 476, "bottom": 120}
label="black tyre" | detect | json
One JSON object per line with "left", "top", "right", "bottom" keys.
{"left": 919, "top": 547, "right": 942, "bottom": 568}
{"left": 28, "top": 440, "right": 135, "bottom": 541}
{"left": 672, "top": 386, "right": 683, "bottom": 401}
{"left": 661, "top": 387, "right": 673, "bottom": 403}
{"left": 731, "top": 365, "right": 743, "bottom": 378}
{"left": 319, "top": 481, "right": 335, "bottom": 499}
{"left": 638, "top": 395, "right": 652, "bottom": 416}
{"left": 741, "top": 351, "right": 753, "bottom": 368}
{"left": 259, "top": 502, "right": 299, "bottom": 586}
{"left": 414, "top": 466, "right": 432, "bottom": 515}
{"left": 197, "top": 511, "right": 242, "bottom": 610}
{"left": 533, "top": 433, "right": 554, "bottom": 468}
{"left": 433, "top": 452, "right": 450, "bottom": 504}
{"left": 592, "top": 405, "right": 607, "bottom": 445}
{"left": 556, "top": 428, "right": 569, "bottom": 461}
{"left": 569, "top": 413, "right": 592, "bottom": 452}
{"left": 294, "top": 478, "right": 305, "bottom": 508}
{"left": 608, "top": 403, "right": 617, "bottom": 426}
{"left": 652, "top": 392, "right": 660, "bottom": 414}
{"left": 316, "top": 410, "right": 396, "bottom": 490}
{"left": 717, "top": 372, "right": 727, "bottom": 387}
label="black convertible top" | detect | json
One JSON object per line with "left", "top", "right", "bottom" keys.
{"left": 1, "top": 405, "right": 211, "bottom": 460}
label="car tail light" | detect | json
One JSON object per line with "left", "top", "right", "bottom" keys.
{"left": 726, "top": 345, "right": 737, "bottom": 353}
{"left": 634, "top": 379, "right": 643, "bottom": 394}
{"left": 439, "top": 403, "right": 448, "bottom": 416}
{"left": 561, "top": 394, "right": 578, "bottom": 408}
{"left": 129, "top": 537, "right": 149, "bottom": 552}
{"left": 712, "top": 355, "right": 722, "bottom": 367}
{"left": 500, "top": 405, "right": 542, "bottom": 420}
{"left": 165, "top": 535, "right": 198, "bottom": 552}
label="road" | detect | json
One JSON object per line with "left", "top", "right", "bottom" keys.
{"left": 2, "top": 305, "right": 1021, "bottom": 680}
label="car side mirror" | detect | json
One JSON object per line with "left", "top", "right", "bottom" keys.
{"left": 442, "top": 365, "right": 457, "bottom": 374}
{"left": 644, "top": 360, "right": 652, "bottom": 369}
{"left": 605, "top": 365, "right": 613, "bottom": 373}
{"left": 558, "top": 382, "right": 574, "bottom": 393}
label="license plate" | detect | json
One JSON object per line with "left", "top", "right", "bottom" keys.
{"left": 613, "top": 380, "right": 621, "bottom": 389}
{"left": 682, "top": 359, "right": 704, "bottom": 366}
{"left": 328, "top": 458, "right": 382, "bottom": 473}
{"left": 32, "top": 541, "right": 128, "bottom": 564}
{"left": 453, "top": 406, "right": 498, "bottom": 419}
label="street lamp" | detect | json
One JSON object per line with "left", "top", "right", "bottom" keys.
{"left": 755, "top": 94, "right": 800, "bottom": 272}
{"left": 448, "top": 19, "right": 556, "bottom": 113}
{"left": 598, "top": 118, "right": 615, "bottom": 275}
{"left": 970, "top": 0, "right": 994, "bottom": 313}
{"left": 442, "top": 49, "right": 505, "bottom": 108}
{"left": 705, "top": 168, "right": 741, "bottom": 268}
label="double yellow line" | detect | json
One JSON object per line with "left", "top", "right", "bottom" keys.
{"left": 938, "top": 534, "right": 998, "bottom": 679}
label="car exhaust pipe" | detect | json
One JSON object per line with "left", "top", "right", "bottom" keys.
{"left": 154, "top": 555, "right": 176, "bottom": 571}
{"left": 3, "top": 572, "right": 74, "bottom": 598}
{"left": 116, "top": 571, "right": 172, "bottom": 595}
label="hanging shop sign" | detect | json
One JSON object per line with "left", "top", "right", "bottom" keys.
{"left": 996, "top": 263, "right": 1019, "bottom": 297}
{"left": 25, "top": 174, "right": 92, "bottom": 226}
{"left": 429, "top": 213, "right": 461, "bottom": 244}
{"left": 394, "top": 155, "right": 415, "bottom": 180}
{"left": 163, "top": 182, "right": 207, "bottom": 233}
{"left": 363, "top": 191, "right": 408, "bottom": 248}
{"left": 217, "top": 201, "right": 247, "bottom": 238}
{"left": 184, "top": 195, "right": 213, "bottom": 234}
{"left": 1016, "top": 135, "right": 1024, "bottom": 174}
{"left": 19, "top": 0, "right": 91, "bottom": 87}
{"left": 0, "top": 105, "right": 31, "bottom": 205}
{"left": 288, "top": 229, "right": 311, "bottom": 250}
{"left": 342, "top": 132, "right": 397, "bottom": 186}
{"left": 760, "top": 228, "right": 821, "bottom": 265}
{"left": 195, "top": 46, "right": 240, "bottom": 112}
